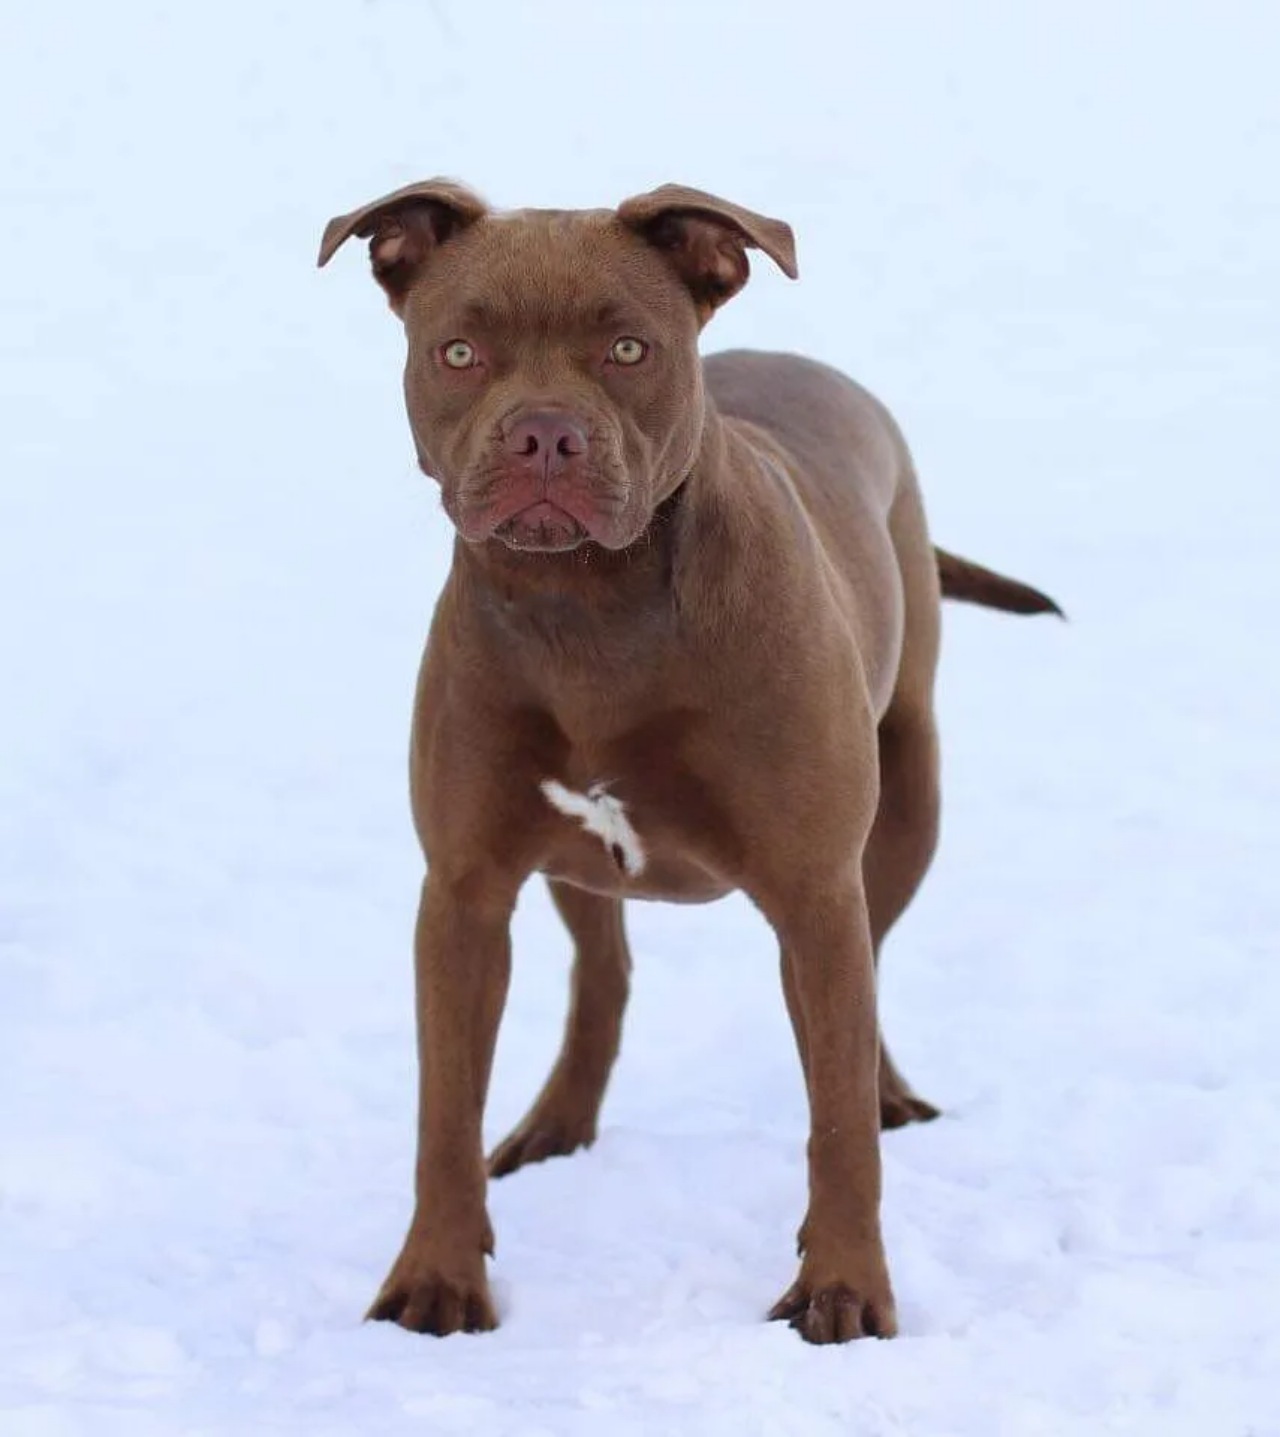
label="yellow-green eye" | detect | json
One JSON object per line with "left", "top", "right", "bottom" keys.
{"left": 610, "top": 336, "right": 647, "bottom": 366}
{"left": 442, "top": 339, "right": 477, "bottom": 369}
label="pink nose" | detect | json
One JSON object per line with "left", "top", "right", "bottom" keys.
{"left": 504, "top": 409, "right": 588, "bottom": 465}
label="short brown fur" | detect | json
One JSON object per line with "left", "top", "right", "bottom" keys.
{"left": 319, "top": 179, "right": 1059, "bottom": 1345}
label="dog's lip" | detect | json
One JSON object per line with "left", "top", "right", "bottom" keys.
{"left": 494, "top": 500, "right": 588, "bottom": 552}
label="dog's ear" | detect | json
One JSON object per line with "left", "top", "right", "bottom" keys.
{"left": 317, "top": 178, "right": 487, "bottom": 314}
{"left": 617, "top": 184, "right": 797, "bottom": 324}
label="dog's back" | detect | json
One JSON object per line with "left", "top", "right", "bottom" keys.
{"left": 706, "top": 350, "right": 907, "bottom": 516}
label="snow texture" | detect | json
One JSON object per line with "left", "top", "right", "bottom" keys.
{"left": 2, "top": 2, "right": 1278, "bottom": 1433}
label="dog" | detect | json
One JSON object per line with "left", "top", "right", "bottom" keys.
{"left": 319, "top": 180, "right": 1059, "bottom": 1344}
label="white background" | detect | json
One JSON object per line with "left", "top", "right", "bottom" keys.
{"left": 2, "top": 2, "right": 1278, "bottom": 1432}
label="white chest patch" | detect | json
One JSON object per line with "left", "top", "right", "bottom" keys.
{"left": 540, "top": 779, "right": 646, "bottom": 877}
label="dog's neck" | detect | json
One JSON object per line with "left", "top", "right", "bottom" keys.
{"left": 442, "top": 409, "right": 773, "bottom": 708}
{"left": 451, "top": 403, "right": 742, "bottom": 641}
{"left": 450, "top": 490, "right": 684, "bottom": 692}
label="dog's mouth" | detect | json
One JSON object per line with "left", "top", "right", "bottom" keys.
{"left": 493, "top": 500, "right": 589, "bottom": 553}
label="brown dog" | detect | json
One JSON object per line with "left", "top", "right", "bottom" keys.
{"left": 319, "top": 180, "right": 1059, "bottom": 1345}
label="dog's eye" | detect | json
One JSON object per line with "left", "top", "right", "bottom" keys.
{"left": 442, "top": 339, "right": 477, "bottom": 369}
{"left": 609, "top": 336, "right": 647, "bottom": 366}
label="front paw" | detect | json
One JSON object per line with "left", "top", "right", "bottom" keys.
{"left": 367, "top": 1245, "right": 497, "bottom": 1336}
{"left": 768, "top": 1253, "right": 897, "bottom": 1344}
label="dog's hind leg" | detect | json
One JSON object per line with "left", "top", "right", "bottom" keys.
{"left": 864, "top": 476, "right": 943, "bottom": 1129}
{"left": 865, "top": 706, "right": 943, "bottom": 1127}
{"left": 488, "top": 880, "right": 631, "bottom": 1177}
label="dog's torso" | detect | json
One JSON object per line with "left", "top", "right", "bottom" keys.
{"left": 707, "top": 348, "right": 909, "bottom": 707}
{"left": 411, "top": 349, "right": 915, "bottom": 910}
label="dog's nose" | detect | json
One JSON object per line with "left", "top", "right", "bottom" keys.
{"left": 504, "top": 409, "right": 588, "bottom": 464}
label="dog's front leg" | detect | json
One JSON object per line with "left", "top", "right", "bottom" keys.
{"left": 367, "top": 872, "right": 513, "bottom": 1335}
{"left": 766, "top": 876, "right": 898, "bottom": 1343}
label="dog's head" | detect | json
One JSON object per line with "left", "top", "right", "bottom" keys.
{"left": 319, "top": 180, "right": 796, "bottom": 553}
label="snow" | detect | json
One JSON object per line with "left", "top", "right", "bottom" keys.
{"left": 2, "top": 0, "right": 1278, "bottom": 1432}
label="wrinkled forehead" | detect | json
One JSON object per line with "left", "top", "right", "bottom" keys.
{"left": 405, "top": 208, "right": 690, "bottom": 334}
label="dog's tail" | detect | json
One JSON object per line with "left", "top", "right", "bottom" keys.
{"left": 935, "top": 548, "right": 1063, "bottom": 617}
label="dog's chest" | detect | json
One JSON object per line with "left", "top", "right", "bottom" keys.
{"left": 533, "top": 729, "right": 734, "bottom": 903}
{"left": 540, "top": 779, "right": 647, "bottom": 877}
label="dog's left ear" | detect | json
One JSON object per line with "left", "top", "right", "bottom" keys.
{"left": 617, "top": 184, "right": 797, "bottom": 324}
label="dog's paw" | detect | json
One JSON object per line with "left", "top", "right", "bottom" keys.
{"left": 768, "top": 1277, "right": 897, "bottom": 1345}
{"left": 879, "top": 1089, "right": 941, "bottom": 1130}
{"left": 366, "top": 1251, "right": 497, "bottom": 1336}
{"left": 488, "top": 1105, "right": 597, "bottom": 1179}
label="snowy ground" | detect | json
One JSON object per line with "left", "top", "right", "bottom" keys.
{"left": 3, "top": 2, "right": 1279, "bottom": 1432}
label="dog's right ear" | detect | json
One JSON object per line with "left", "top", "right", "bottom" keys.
{"left": 317, "top": 178, "right": 487, "bottom": 314}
